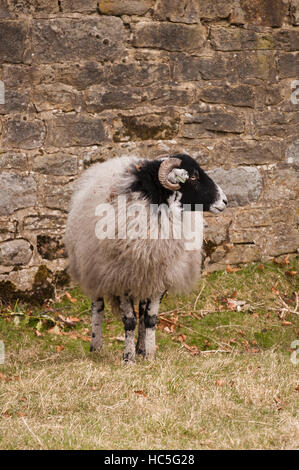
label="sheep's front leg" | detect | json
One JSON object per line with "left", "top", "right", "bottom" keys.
{"left": 144, "top": 297, "right": 160, "bottom": 360}
{"left": 90, "top": 297, "right": 104, "bottom": 352}
{"left": 120, "top": 295, "right": 137, "bottom": 363}
{"left": 136, "top": 300, "right": 147, "bottom": 356}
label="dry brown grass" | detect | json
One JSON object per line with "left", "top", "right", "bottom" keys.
{"left": 0, "top": 346, "right": 298, "bottom": 449}
{"left": 0, "top": 260, "right": 298, "bottom": 449}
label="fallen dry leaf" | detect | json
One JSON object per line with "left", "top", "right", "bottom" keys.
{"left": 64, "top": 292, "right": 77, "bottom": 303}
{"left": 257, "top": 264, "right": 264, "bottom": 271}
{"left": 281, "top": 320, "right": 292, "bottom": 326}
{"left": 56, "top": 345, "right": 64, "bottom": 353}
{"left": 134, "top": 390, "right": 147, "bottom": 398}
{"left": 226, "top": 264, "right": 241, "bottom": 273}
{"left": 295, "top": 385, "right": 299, "bottom": 392}
{"left": 285, "top": 270, "right": 297, "bottom": 277}
{"left": 215, "top": 379, "right": 226, "bottom": 387}
{"left": 47, "top": 325, "right": 62, "bottom": 336}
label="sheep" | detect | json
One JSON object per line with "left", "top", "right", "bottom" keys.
{"left": 64, "top": 153, "right": 227, "bottom": 362}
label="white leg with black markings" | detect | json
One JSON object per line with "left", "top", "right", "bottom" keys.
{"left": 144, "top": 297, "right": 160, "bottom": 359}
{"left": 90, "top": 297, "right": 104, "bottom": 352}
{"left": 120, "top": 295, "right": 137, "bottom": 363}
{"left": 136, "top": 300, "right": 147, "bottom": 357}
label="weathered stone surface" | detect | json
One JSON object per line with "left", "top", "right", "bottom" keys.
{"left": 154, "top": 0, "right": 234, "bottom": 23}
{"left": 0, "top": 20, "right": 28, "bottom": 63}
{"left": 42, "top": 178, "right": 74, "bottom": 211}
{"left": 32, "top": 85, "right": 81, "bottom": 112}
{"left": 60, "top": 0, "right": 97, "bottom": 13}
{"left": 23, "top": 212, "right": 66, "bottom": 231}
{"left": 285, "top": 139, "right": 299, "bottom": 165}
{"left": 235, "top": 0, "right": 288, "bottom": 27}
{"left": 0, "top": 152, "right": 28, "bottom": 170}
{"left": 229, "top": 139, "right": 283, "bottom": 165}
{"left": 3, "top": 119, "right": 45, "bottom": 149}
{"left": 108, "top": 63, "right": 170, "bottom": 87}
{"left": 1, "top": 64, "right": 36, "bottom": 89}
{"left": 236, "top": 51, "right": 276, "bottom": 81}
{"left": 132, "top": 22, "right": 206, "bottom": 53}
{"left": 277, "top": 53, "right": 299, "bottom": 78}
{"left": 0, "top": 239, "right": 33, "bottom": 266}
{"left": 31, "top": 153, "right": 78, "bottom": 175}
{"left": 0, "top": 0, "right": 10, "bottom": 18}
{"left": 183, "top": 109, "right": 245, "bottom": 136}
{"left": 85, "top": 88, "right": 143, "bottom": 113}
{"left": 114, "top": 113, "right": 180, "bottom": 141}
{"left": 199, "top": 84, "right": 254, "bottom": 108}
{"left": 290, "top": 0, "right": 299, "bottom": 25}
{"left": 0, "top": 89, "right": 31, "bottom": 114}
{"left": 207, "top": 167, "right": 263, "bottom": 207}
{"left": 0, "top": 172, "right": 37, "bottom": 215}
{"left": 37, "top": 235, "right": 66, "bottom": 260}
{"left": 149, "top": 86, "right": 196, "bottom": 107}
{"left": 274, "top": 30, "right": 299, "bottom": 52}
{"left": 261, "top": 167, "right": 298, "bottom": 204}
{"left": 2, "top": 0, "right": 59, "bottom": 16}
{"left": 253, "top": 111, "right": 299, "bottom": 137}
{"left": 45, "top": 114, "right": 106, "bottom": 147}
{"left": 173, "top": 54, "right": 235, "bottom": 81}
{"left": 210, "top": 27, "right": 273, "bottom": 51}
{"left": 29, "top": 63, "right": 106, "bottom": 90}
{"left": 32, "top": 18, "right": 127, "bottom": 63}
{"left": 99, "top": 0, "right": 153, "bottom": 16}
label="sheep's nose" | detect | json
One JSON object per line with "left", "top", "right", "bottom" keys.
{"left": 223, "top": 198, "right": 228, "bottom": 205}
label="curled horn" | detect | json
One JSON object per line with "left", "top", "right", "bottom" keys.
{"left": 158, "top": 157, "right": 182, "bottom": 191}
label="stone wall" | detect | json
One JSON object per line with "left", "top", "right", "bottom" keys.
{"left": 0, "top": 0, "right": 298, "bottom": 302}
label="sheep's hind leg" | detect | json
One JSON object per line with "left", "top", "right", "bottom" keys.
{"left": 90, "top": 297, "right": 104, "bottom": 352}
{"left": 120, "top": 295, "right": 137, "bottom": 363}
{"left": 136, "top": 300, "right": 147, "bottom": 357}
{"left": 144, "top": 297, "right": 160, "bottom": 360}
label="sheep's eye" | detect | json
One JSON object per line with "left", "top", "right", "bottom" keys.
{"left": 189, "top": 176, "right": 198, "bottom": 181}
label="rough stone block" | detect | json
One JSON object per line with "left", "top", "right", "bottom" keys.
{"left": 45, "top": 114, "right": 106, "bottom": 147}
{"left": 207, "top": 167, "right": 263, "bottom": 207}
{"left": 154, "top": 0, "right": 234, "bottom": 23}
{"left": 3, "top": 119, "right": 45, "bottom": 149}
{"left": 0, "top": 89, "right": 31, "bottom": 114}
{"left": 32, "top": 85, "right": 81, "bottom": 112}
{"left": 32, "top": 17, "right": 127, "bottom": 63}
{"left": 84, "top": 88, "right": 143, "bottom": 112}
{"left": 0, "top": 239, "right": 33, "bottom": 266}
{"left": 60, "top": 0, "right": 97, "bottom": 13}
{"left": 233, "top": 0, "right": 288, "bottom": 27}
{"left": 210, "top": 27, "right": 273, "bottom": 51}
{"left": 173, "top": 54, "right": 237, "bottom": 81}
{"left": 108, "top": 62, "right": 170, "bottom": 87}
{"left": 229, "top": 139, "right": 283, "bottom": 165}
{"left": 285, "top": 139, "right": 299, "bottom": 165}
{"left": 183, "top": 109, "right": 245, "bottom": 136}
{"left": 99, "top": 0, "right": 153, "bottom": 16}
{"left": 0, "top": 172, "right": 37, "bottom": 215}
{"left": 277, "top": 52, "right": 299, "bottom": 78}
{"left": 199, "top": 84, "right": 254, "bottom": 108}
{"left": 114, "top": 113, "right": 180, "bottom": 141}
{"left": 132, "top": 21, "right": 206, "bottom": 53}
{"left": 0, "top": 20, "right": 28, "bottom": 63}
{"left": 290, "top": 0, "right": 299, "bottom": 25}
{"left": 0, "top": 151, "right": 28, "bottom": 170}
{"left": 31, "top": 153, "right": 78, "bottom": 176}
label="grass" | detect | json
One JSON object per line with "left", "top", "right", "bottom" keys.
{"left": 0, "top": 259, "right": 298, "bottom": 450}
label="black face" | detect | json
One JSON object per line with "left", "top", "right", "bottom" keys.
{"left": 129, "top": 154, "right": 221, "bottom": 211}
